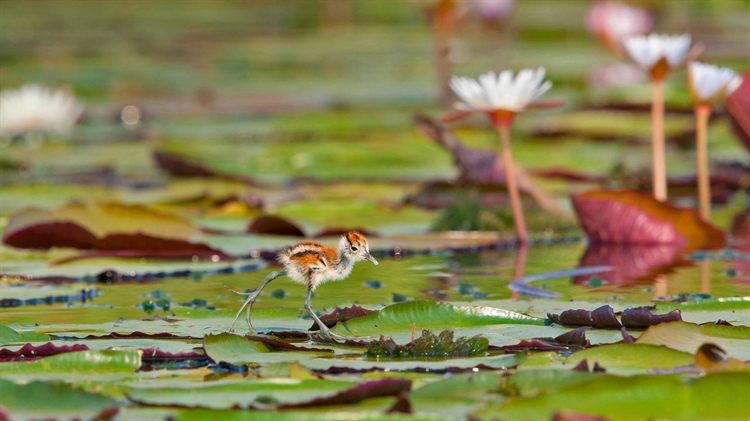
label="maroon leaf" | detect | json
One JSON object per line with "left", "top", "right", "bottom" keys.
{"left": 545, "top": 326, "right": 591, "bottom": 348}
{"left": 154, "top": 150, "right": 267, "bottom": 187}
{"left": 493, "top": 339, "right": 570, "bottom": 352}
{"left": 572, "top": 190, "right": 725, "bottom": 250}
{"left": 621, "top": 327, "right": 636, "bottom": 344}
{"left": 386, "top": 391, "right": 413, "bottom": 414}
{"left": 279, "top": 378, "right": 412, "bottom": 409}
{"left": 247, "top": 215, "right": 305, "bottom": 237}
{"left": 725, "top": 70, "right": 750, "bottom": 152}
{"left": 573, "top": 244, "right": 682, "bottom": 285}
{"left": 620, "top": 308, "right": 682, "bottom": 329}
{"left": 548, "top": 305, "right": 622, "bottom": 329}
{"left": 308, "top": 305, "right": 376, "bottom": 331}
{"left": 571, "top": 359, "right": 591, "bottom": 372}
{"left": 82, "top": 331, "right": 198, "bottom": 340}
{"left": 0, "top": 343, "right": 89, "bottom": 361}
{"left": 3, "top": 203, "right": 225, "bottom": 254}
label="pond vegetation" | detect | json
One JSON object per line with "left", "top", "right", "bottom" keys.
{"left": 1, "top": 0, "right": 748, "bottom": 420}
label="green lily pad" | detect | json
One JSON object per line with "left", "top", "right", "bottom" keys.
{"left": 636, "top": 321, "right": 750, "bottom": 360}
{"left": 0, "top": 349, "right": 141, "bottom": 375}
{"left": 475, "top": 372, "right": 750, "bottom": 421}
{"left": 0, "top": 325, "right": 50, "bottom": 345}
{"left": 505, "top": 370, "right": 600, "bottom": 397}
{"left": 330, "top": 301, "right": 547, "bottom": 337}
{"left": 299, "top": 351, "right": 527, "bottom": 372}
{"left": 655, "top": 297, "right": 750, "bottom": 311}
{"left": 565, "top": 343, "right": 694, "bottom": 374}
{"left": 203, "top": 333, "right": 332, "bottom": 366}
{"left": 126, "top": 378, "right": 357, "bottom": 409}
{"left": 0, "top": 378, "right": 119, "bottom": 421}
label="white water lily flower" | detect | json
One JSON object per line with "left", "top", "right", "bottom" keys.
{"left": 0, "top": 84, "right": 84, "bottom": 140}
{"left": 623, "top": 33, "right": 691, "bottom": 77}
{"left": 688, "top": 61, "right": 742, "bottom": 106}
{"left": 450, "top": 67, "right": 552, "bottom": 113}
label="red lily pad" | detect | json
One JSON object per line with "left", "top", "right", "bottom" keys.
{"left": 571, "top": 190, "right": 725, "bottom": 250}
{"left": 725, "top": 70, "right": 749, "bottom": 152}
{"left": 2, "top": 202, "right": 224, "bottom": 254}
{"left": 0, "top": 343, "right": 90, "bottom": 362}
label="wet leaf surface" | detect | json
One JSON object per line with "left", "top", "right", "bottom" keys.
{"left": 477, "top": 372, "right": 750, "bottom": 421}
{"left": 635, "top": 321, "right": 750, "bottom": 360}
{"left": 0, "top": 378, "right": 119, "bottom": 421}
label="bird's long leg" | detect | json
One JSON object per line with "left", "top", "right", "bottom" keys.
{"left": 304, "top": 284, "right": 346, "bottom": 342}
{"left": 225, "top": 271, "right": 285, "bottom": 332}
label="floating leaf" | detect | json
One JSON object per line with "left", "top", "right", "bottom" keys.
{"left": 620, "top": 307, "right": 682, "bottom": 328}
{"left": 548, "top": 305, "right": 621, "bottom": 329}
{"left": 2, "top": 202, "right": 225, "bottom": 254}
{"left": 565, "top": 343, "right": 693, "bottom": 373}
{"left": 0, "top": 378, "right": 119, "bottom": 421}
{"left": 725, "top": 70, "right": 750, "bottom": 152}
{"left": 0, "top": 349, "right": 141, "bottom": 375}
{"left": 126, "top": 378, "right": 363, "bottom": 409}
{"left": 330, "top": 301, "right": 547, "bottom": 337}
{"left": 478, "top": 372, "right": 750, "bottom": 421}
{"left": 655, "top": 297, "right": 750, "bottom": 311}
{"left": 247, "top": 215, "right": 306, "bottom": 237}
{"left": 203, "top": 333, "right": 332, "bottom": 366}
{"left": 0, "top": 342, "right": 89, "bottom": 361}
{"left": 571, "top": 190, "right": 725, "bottom": 250}
{"left": 635, "top": 321, "right": 750, "bottom": 360}
{"left": 278, "top": 378, "right": 412, "bottom": 409}
{"left": 0, "top": 325, "right": 50, "bottom": 345}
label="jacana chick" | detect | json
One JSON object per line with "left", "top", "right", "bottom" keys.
{"left": 226, "top": 232, "right": 378, "bottom": 340}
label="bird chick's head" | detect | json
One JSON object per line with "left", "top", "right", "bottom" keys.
{"left": 340, "top": 232, "right": 378, "bottom": 265}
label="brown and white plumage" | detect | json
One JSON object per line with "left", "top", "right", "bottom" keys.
{"left": 226, "top": 232, "right": 378, "bottom": 341}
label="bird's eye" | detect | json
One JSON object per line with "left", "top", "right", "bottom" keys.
{"left": 351, "top": 246, "right": 358, "bottom": 251}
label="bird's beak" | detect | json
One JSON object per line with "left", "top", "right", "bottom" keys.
{"left": 365, "top": 253, "right": 379, "bottom": 265}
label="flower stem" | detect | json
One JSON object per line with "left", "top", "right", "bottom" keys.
{"left": 695, "top": 105, "right": 712, "bottom": 221}
{"left": 431, "top": 2, "right": 455, "bottom": 108}
{"left": 651, "top": 78, "right": 667, "bottom": 202}
{"left": 496, "top": 124, "right": 528, "bottom": 244}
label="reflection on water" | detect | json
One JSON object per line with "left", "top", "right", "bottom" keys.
{"left": 1, "top": 243, "right": 746, "bottom": 327}
{"left": 574, "top": 243, "right": 682, "bottom": 285}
